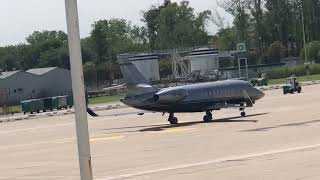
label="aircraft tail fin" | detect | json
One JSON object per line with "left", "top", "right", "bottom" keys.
{"left": 117, "top": 54, "right": 149, "bottom": 85}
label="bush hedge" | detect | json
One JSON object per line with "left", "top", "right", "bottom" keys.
{"left": 269, "top": 64, "right": 320, "bottom": 79}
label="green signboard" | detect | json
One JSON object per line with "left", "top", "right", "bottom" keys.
{"left": 237, "top": 43, "right": 246, "bottom": 52}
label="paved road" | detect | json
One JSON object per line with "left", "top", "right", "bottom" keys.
{"left": 0, "top": 85, "right": 320, "bottom": 180}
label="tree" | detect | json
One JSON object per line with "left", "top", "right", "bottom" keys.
{"left": 142, "top": 1, "right": 211, "bottom": 50}
{"left": 90, "top": 19, "right": 149, "bottom": 63}
{"left": 219, "top": 0, "right": 250, "bottom": 42}
{"left": 16, "top": 30, "right": 70, "bottom": 69}
{"left": 83, "top": 62, "right": 97, "bottom": 86}
{"left": 211, "top": 8, "right": 227, "bottom": 30}
{"left": 265, "top": 0, "right": 292, "bottom": 56}
{"left": 303, "top": 41, "right": 320, "bottom": 62}
{"left": 26, "top": 31, "right": 67, "bottom": 45}
{"left": 0, "top": 46, "right": 21, "bottom": 70}
{"left": 249, "top": 0, "right": 265, "bottom": 55}
{"left": 159, "top": 58, "right": 172, "bottom": 78}
{"left": 217, "top": 27, "right": 237, "bottom": 50}
{"left": 142, "top": 6, "right": 161, "bottom": 50}
{"left": 266, "top": 41, "right": 284, "bottom": 63}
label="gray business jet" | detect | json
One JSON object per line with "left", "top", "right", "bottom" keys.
{"left": 118, "top": 54, "right": 265, "bottom": 125}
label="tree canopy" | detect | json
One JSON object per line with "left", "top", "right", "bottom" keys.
{"left": 1, "top": 0, "right": 320, "bottom": 85}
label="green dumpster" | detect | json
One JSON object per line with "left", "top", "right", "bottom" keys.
{"left": 56, "top": 96, "right": 68, "bottom": 110}
{"left": 21, "top": 99, "right": 44, "bottom": 114}
{"left": 51, "top": 97, "right": 59, "bottom": 110}
{"left": 43, "top": 97, "right": 58, "bottom": 111}
{"left": 67, "top": 95, "right": 74, "bottom": 108}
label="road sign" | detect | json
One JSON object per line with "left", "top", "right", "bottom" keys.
{"left": 237, "top": 43, "right": 247, "bottom": 53}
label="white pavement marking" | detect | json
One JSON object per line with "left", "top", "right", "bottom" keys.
{"left": 0, "top": 122, "right": 74, "bottom": 135}
{"left": 0, "top": 135, "right": 126, "bottom": 150}
{"left": 96, "top": 143, "right": 320, "bottom": 180}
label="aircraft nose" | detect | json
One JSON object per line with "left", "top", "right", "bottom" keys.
{"left": 255, "top": 89, "right": 265, "bottom": 100}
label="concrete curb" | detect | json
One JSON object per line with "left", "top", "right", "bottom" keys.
{"left": 0, "top": 104, "right": 128, "bottom": 123}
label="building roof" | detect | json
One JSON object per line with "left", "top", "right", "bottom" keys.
{"left": 0, "top": 70, "right": 20, "bottom": 79}
{"left": 27, "top": 67, "right": 57, "bottom": 75}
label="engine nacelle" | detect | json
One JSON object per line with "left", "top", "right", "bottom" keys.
{"left": 154, "top": 89, "right": 188, "bottom": 104}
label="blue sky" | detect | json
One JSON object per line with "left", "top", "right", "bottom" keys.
{"left": 0, "top": 0, "right": 232, "bottom": 46}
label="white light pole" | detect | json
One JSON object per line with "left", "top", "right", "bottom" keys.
{"left": 64, "top": 1, "right": 93, "bottom": 180}
{"left": 300, "top": 2, "right": 309, "bottom": 77}
{"left": 300, "top": 2, "right": 308, "bottom": 63}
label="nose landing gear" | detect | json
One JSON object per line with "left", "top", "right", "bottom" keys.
{"left": 240, "top": 108, "right": 246, "bottom": 117}
{"left": 203, "top": 110, "right": 213, "bottom": 122}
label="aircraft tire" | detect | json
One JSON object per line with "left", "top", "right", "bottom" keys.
{"left": 203, "top": 115, "right": 213, "bottom": 122}
{"left": 169, "top": 117, "right": 178, "bottom": 125}
{"left": 241, "top": 112, "right": 246, "bottom": 117}
{"left": 297, "top": 87, "right": 302, "bottom": 93}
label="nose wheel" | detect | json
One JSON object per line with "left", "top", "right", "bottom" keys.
{"left": 240, "top": 108, "right": 246, "bottom": 117}
{"left": 203, "top": 110, "right": 213, "bottom": 122}
{"left": 168, "top": 113, "right": 178, "bottom": 125}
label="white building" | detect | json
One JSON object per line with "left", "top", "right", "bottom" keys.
{"left": 189, "top": 48, "right": 220, "bottom": 75}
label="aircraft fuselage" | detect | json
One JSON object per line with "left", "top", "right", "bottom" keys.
{"left": 121, "top": 80, "right": 265, "bottom": 113}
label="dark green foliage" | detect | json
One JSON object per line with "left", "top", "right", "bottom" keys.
{"left": 217, "top": 27, "right": 237, "bottom": 50}
{"left": 83, "top": 62, "right": 97, "bottom": 86}
{"left": 159, "top": 59, "right": 172, "bottom": 78}
{"left": 0, "top": 46, "right": 21, "bottom": 70}
{"left": 268, "top": 64, "right": 320, "bottom": 79}
{"left": 90, "top": 19, "right": 149, "bottom": 63}
{"left": 266, "top": 41, "right": 284, "bottom": 64}
{"left": 302, "top": 41, "right": 320, "bottom": 62}
{"left": 0, "top": 31, "right": 69, "bottom": 70}
{"left": 142, "top": 1, "right": 210, "bottom": 50}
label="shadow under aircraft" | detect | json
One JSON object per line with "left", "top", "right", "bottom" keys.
{"left": 117, "top": 54, "right": 265, "bottom": 125}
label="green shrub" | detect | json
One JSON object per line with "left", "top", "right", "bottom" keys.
{"left": 268, "top": 64, "right": 320, "bottom": 79}
{"left": 309, "top": 64, "right": 320, "bottom": 75}
{"left": 302, "top": 41, "right": 320, "bottom": 62}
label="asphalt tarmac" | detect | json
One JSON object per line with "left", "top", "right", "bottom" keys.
{"left": 1, "top": 84, "right": 320, "bottom": 180}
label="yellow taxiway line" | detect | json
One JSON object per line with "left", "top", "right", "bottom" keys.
{"left": 145, "top": 127, "right": 194, "bottom": 134}
{"left": 90, "top": 135, "right": 125, "bottom": 142}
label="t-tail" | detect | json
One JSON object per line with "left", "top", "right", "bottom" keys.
{"left": 117, "top": 54, "right": 158, "bottom": 96}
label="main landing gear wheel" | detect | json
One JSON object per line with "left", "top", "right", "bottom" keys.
{"left": 168, "top": 113, "right": 178, "bottom": 125}
{"left": 203, "top": 111, "right": 213, "bottom": 122}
